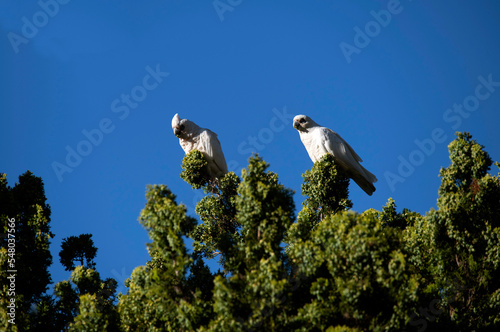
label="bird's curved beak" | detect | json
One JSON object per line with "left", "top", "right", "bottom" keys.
{"left": 293, "top": 121, "right": 300, "bottom": 129}
{"left": 174, "top": 128, "right": 181, "bottom": 137}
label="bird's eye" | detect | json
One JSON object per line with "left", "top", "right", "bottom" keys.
{"left": 179, "top": 124, "right": 185, "bottom": 130}
{"left": 299, "top": 118, "right": 306, "bottom": 124}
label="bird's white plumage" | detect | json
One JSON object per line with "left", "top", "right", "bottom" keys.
{"left": 172, "top": 113, "right": 228, "bottom": 178}
{"left": 293, "top": 114, "right": 377, "bottom": 195}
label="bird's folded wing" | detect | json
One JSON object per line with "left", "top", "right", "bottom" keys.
{"left": 321, "top": 128, "right": 361, "bottom": 170}
{"left": 201, "top": 129, "right": 228, "bottom": 174}
{"left": 324, "top": 128, "right": 363, "bottom": 161}
{"left": 199, "top": 130, "right": 213, "bottom": 157}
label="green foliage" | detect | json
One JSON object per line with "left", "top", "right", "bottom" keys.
{"left": 70, "top": 291, "right": 120, "bottom": 332}
{"left": 53, "top": 266, "right": 119, "bottom": 331}
{"left": 116, "top": 135, "right": 500, "bottom": 331}
{"left": 0, "top": 171, "right": 53, "bottom": 331}
{"left": 289, "top": 211, "right": 419, "bottom": 331}
{"left": 59, "top": 233, "right": 98, "bottom": 271}
{"left": 191, "top": 172, "right": 241, "bottom": 265}
{"left": 53, "top": 280, "right": 80, "bottom": 330}
{"left": 234, "top": 155, "right": 295, "bottom": 267}
{"left": 301, "top": 154, "right": 352, "bottom": 217}
{"left": 29, "top": 295, "right": 58, "bottom": 331}
{"left": 325, "top": 326, "right": 360, "bottom": 332}
{"left": 379, "top": 198, "right": 421, "bottom": 230}
{"left": 0, "top": 172, "right": 118, "bottom": 331}
{"left": 6, "top": 132, "right": 500, "bottom": 331}
{"left": 288, "top": 154, "right": 352, "bottom": 242}
{"left": 438, "top": 132, "right": 493, "bottom": 194}
{"left": 118, "top": 184, "right": 215, "bottom": 331}
{"left": 405, "top": 132, "right": 500, "bottom": 330}
{"left": 204, "top": 155, "right": 295, "bottom": 331}
{"left": 180, "top": 150, "right": 211, "bottom": 190}
{"left": 69, "top": 274, "right": 119, "bottom": 331}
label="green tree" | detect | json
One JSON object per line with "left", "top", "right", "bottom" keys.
{"left": 59, "top": 233, "right": 98, "bottom": 271}
{"left": 287, "top": 154, "right": 352, "bottom": 242}
{"left": 118, "top": 184, "right": 214, "bottom": 331}
{"left": 405, "top": 132, "right": 500, "bottom": 330}
{"left": 53, "top": 266, "right": 119, "bottom": 331}
{"left": 204, "top": 155, "right": 295, "bottom": 331}
{"left": 68, "top": 268, "right": 119, "bottom": 332}
{"left": 51, "top": 233, "right": 118, "bottom": 331}
{"left": 184, "top": 150, "right": 242, "bottom": 270}
{"left": 18, "top": 131, "right": 497, "bottom": 331}
{"left": 288, "top": 210, "right": 419, "bottom": 331}
{"left": 0, "top": 171, "right": 54, "bottom": 331}
{"left": 113, "top": 136, "right": 500, "bottom": 331}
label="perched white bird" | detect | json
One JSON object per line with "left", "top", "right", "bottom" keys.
{"left": 293, "top": 115, "right": 377, "bottom": 196}
{"left": 172, "top": 113, "right": 228, "bottom": 179}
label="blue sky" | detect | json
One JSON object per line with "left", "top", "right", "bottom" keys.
{"left": 2, "top": 0, "right": 500, "bottom": 294}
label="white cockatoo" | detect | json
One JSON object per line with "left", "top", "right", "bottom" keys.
{"left": 172, "top": 113, "right": 228, "bottom": 179}
{"left": 293, "top": 114, "right": 377, "bottom": 196}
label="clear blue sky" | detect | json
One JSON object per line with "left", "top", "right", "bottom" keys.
{"left": 2, "top": 0, "right": 500, "bottom": 294}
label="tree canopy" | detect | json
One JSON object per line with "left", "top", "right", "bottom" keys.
{"left": 117, "top": 132, "right": 500, "bottom": 331}
{"left": 1, "top": 132, "right": 499, "bottom": 331}
{"left": 0, "top": 171, "right": 53, "bottom": 331}
{"left": 59, "top": 234, "right": 98, "bottom": 271}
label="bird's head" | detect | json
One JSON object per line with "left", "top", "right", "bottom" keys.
{"left": 171, "top": 113, "right": 196, "bottom": 139}
{"left": 293, "top": 115, "right": 316, "bottom": 132}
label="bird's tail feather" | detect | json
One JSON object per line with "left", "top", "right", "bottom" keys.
{"left": 360, "top": 165, "right": 377, "bottom": 184}
{"left": 352, "top": 173, "right": 376, "bottom": 196}
{"left": 351, "top": 164, "right": 377, "bottom": 196}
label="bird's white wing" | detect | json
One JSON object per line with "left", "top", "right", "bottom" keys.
{"left": 199, "top": 129, "right": 228, "bottom": 174}
{"left": 325, "top": 128, "right": 362, "bottom": 162}
{"left": 320, "top": 127, "right": 364, "bottom": 173}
